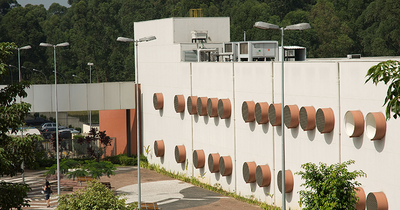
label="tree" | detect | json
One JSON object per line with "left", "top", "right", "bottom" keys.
{"left": 365, "top": 60, "right": 400, "bottom": 119}
{"left": 0, "top": 42, "right": 42, "bottom": 209}
{"left": 296, "top": 160, "right": 366, "bottom": 209}
{"left": 77, "top": 127, "right": 112, "bottom": 162}
{"left": 57, "top": 180, "right": 136, "bottom": 210}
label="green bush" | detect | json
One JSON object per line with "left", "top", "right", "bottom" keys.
{"left": 119, "top": 155, "right": 135, "bottom": 166}
{"left": 57, "top": 180, "right": 135, "bottom": 210}
{"left": 296, "top": 160, "right": 366, "bottom": 209}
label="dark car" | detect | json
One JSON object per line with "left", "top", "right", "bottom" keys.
{"left": 41, "top": 128, "right": 72, "bottom": 140}
{"left": 24, "top": 117, "right": 51, "bottom": 127}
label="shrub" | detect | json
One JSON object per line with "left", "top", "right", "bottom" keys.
{"left": 57, "top": 180, "right": 135, "bottom": 210}
{"left": 296, "top": 160, "right": 366, "bottom": 209}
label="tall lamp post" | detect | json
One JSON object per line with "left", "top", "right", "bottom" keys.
{"left": 117, "top": 35, "right": 156, "bottom": 208}
{"left": 39, "top": 42, "right": 69, "bottom": 195}
{"left": 17, "top": 45, "right": 31, "bottom": 184}
{"left": 87, "top": 62, "right": 94, "bottom": 129}
{"left": 254, "top": 21, "right": 310, "bottom": 210}
{"left": 33, "top": 69, "right": 48, "bottom": 84}
{"left": 17, "top": 45, "right": 32, "bottom": 82}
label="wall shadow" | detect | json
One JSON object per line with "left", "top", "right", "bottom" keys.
{"left": 214, "top": 172, "right": 220, "bottom": 181}
{"left": 262, "top": 123, "right": 269, "bottom": 134}
{"left": 225, "top": 118, "right": 231, "bottom": 128}
{"left": 203, "top": 116, "right": 209, "bottom": 124}
{"left": 180, "top": 111, "right": 185, "bottom": 120}
{"left": 374, "top": 137, "right": 385, "bottom": 153}
{"left": 307, "top": 129, "right": 316, "bottom": 141}
{"left": 324, "top": 132, "right": 333, "bottom": 145}
{"left": 214, "top": 117, "right": 219, "bottom": 126}
{"left": 249, "top": 121, "right": 256, "bottom": 132}
{"left": 290, "top": 127, "right": 299, "bottom": 138}
{"left": 286, "top": 191, "right": 293, "bottom": 202}
{"left": 226, "top": 175, "right": 232, "bottom": 184}
{"left": 194, "top": 114, "right": 199, "bottom": 123}
{"left": 352, "top": 134, "right": 364, "bottom": 149}
{"left": 159, "top": 108, "right": 164, "bottom": 117}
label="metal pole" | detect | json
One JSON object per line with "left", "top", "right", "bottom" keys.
{"left": 18, "top": 49, "right": 21, "bottom": 82}
{"left": 281, "top": 27, "right": 285, "bottom": 210}
{"left": 18, "top": 49, "right": 25, "bottom": 184}
{"left": 54, "top": 45, "right": 60, "bottom": 195}
{"left": 135, "top": 41, "right": 141, "bottom": 208}
{"left": 89, "top": 65, "right": 92, "bottom": 129}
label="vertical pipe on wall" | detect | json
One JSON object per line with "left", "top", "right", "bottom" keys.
{"left": 232, "top": 62, "right": 237, "bottom": 193}
{"left": 126, "top": 109, "right": 131, "bottom": 157}
{"left": 190, "top": 63, "right": 194, "bottom": 178}
{"left": 337, "top": 62, "right": 341, "bottom": 163}
{"left": 271, "top": 61, "right": 276, "bottom": 205}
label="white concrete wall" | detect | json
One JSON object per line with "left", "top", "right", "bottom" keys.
{"left": 137, "top": 18, "right": 400, "bottom": 209}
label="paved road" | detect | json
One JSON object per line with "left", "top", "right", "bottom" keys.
{"left": 2, "top": 167, "right": 264, "bottom": 210}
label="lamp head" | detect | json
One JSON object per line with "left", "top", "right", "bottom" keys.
{"left": 19, "top": 45, "right": 32, "bottom": 50}
{"left": 254, "top": 21, "right": 280, "bottom": 30}
{"left": 56, "top": 42, "right": 69, "bottom": 47}
{"left": 138, "top": 36, "right": 156, "bottom": 42}
{"left": 117, "top": 37, "right": 134, "bottom": 42}
{"left": 40, "top": 43, "right": 53, "bottom": 47}
{"left": 284, "top": 23, "right": 311, "bottom": 31}
{"left": 87, "top": 62, "right": 94, "bottom": 66}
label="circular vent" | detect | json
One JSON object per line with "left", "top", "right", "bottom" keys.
{"left": 284, "top": 105, "right": 299, "bottom": 128}
{"left": 299, "top": 106, "right": 316, "bottom": 131}
{"left": 174, "top": 95, "right": 185, "bottom": 113}
{"left": 154, "top": 140, "right": 164, "bottom": 157}
{"left": 355, "top": 187, "right": 366, "bottom": 210}
{"left": 277, "top": 170, "right": 294, "bottom": 193}
{"left": 316, "top": 108, "right": 335, "bottom": 133}
{"left": 187, "top": 96, "right": 198, "bottom": 115}
{"left": 268, "top": 103, "right": 282, "bottom": 126}
{"left": 174, "top": 145, "right": 186, "bottom": 163}
{"left": 365, "top": 112, "right": 386, "bottom": 140}
{"left": 366, "top": 192, "right": 388, "bottom": 210}
{"left": 207, "top": 98, "right": 219, "bottom": 117}
{"left": 243, "top": 162, "right": 257, "bottom": 183}
{"left": 255, "top": 102, "right": 269, "bottom": 124}
{"left": 197, "top": 97, "right": 208, "bottom": 116}
{"left": 153, "top": 93, "right": 164, "bottom": 110}
{"left": 193, "top": 150, "right": 205, "bottom": 169}
{"left": 256, "top": 165, "right": 271, "bottom": 187}
{"left": 208, "top": 153, "right": 220, "bottom": 173}
{"left": 344, "top": 110, "right": 364, "bottom": 137}
{"left": 219, "top": 156, "right": 232, "bottom": 176}
{"left": 218, "top": 99, "right": 231, "bottom": 119}
{"left": 242, "top": 101, "right": 255, "bottom": 122}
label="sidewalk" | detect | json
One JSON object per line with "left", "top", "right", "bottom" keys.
{"left": 98, "top": 166, "right": 264, "bottom": 210}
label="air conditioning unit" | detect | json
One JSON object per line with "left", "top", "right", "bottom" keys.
{"left": 191, "top": 30, "right": 208, "bottom": 43}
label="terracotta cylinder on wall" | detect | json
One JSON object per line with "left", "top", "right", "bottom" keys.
{"left": 316, "top": 108, "right": 335, "bottom": 133}
{"left": 284, "top": 105, "right": 299, "bottom": 128}
{"left": 242, "top": 162, "right": 257, "bottom": 183}
{"left": 208, "top": 153, "right": 220, "bottom": 173}
{"left": 242, "top": 101, "right": 255, "bottom": 122}
{"left": 153, "top": 93, "right": 164, "bottom": 110}
{"left": 207, "top": 98, "right": 219, "bottom": 117}
{"left": 154, "top": 140, "right": 165, "bottom": 157}
{"left": 218, "top": 99, "right": 231, "bottom": 119}
{"left": 365, "top": 112, "right": 386, "bottom": 140}
{"left": 219, "top": 156, "right": 232, "bottom": 176}
{"left": 299, "top": 106, "right": 316, "bottom": 131}
{"left": 277, "top": 170, "right": 294, "bottom": 193}
{"left": 255, "top": 102, "right": 269, "bottom": 124}
{"left": 197, "top": 97, "right": 208, "bottom": 116}
{"left": 344, "top": 110, "right": 364, "bottom": 137}
{"left": 174, "top": 145, "right": 186, "bottom": 163}
{"left": 187, "top": 96, "right": 198, "bottom": 115}
{"left": 256, "top": 165, "right": 271, "bottom": 187}
{"left": 355, "top": 187, "right": 366, "bottom": 210}
{"left": 193, "top": 149, "right": 205, "bottom": 169}
{"left": 366, "top": 192, "right": 388, "bottom": 210}
{"left": 174, "top": 95, "right": 185, "bottom": 113}
{"left": 268, "top": 103, "right": 282, "bottom": 126}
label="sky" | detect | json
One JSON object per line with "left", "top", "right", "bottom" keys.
{"left": 17, "top": 0, "right": 70, "bottom": 9}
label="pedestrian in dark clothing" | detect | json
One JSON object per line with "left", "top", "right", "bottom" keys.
{"left": 43, "top": 180, "right": 52, "bottom": 208}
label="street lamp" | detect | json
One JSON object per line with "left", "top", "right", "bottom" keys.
{"left": 33, "top": 69, "right": 48, "bottom": 84}
{"left": 117, "top": 35, "right": 156, "bottom": 208}
{"left": 21, "top": 66, "right": 34, "bottom": 81}
{"left": 254, "top": 21, "right": 310, "bottom": 210}
{"left": 53, "top": 71, "right": 66, "bottom": 84}
{"left": 87, "top": 62, "right": 94, "bottom": 129}
{"left": 17, "top": 45, "right": 31, "bottom": 82}
{"left": 72, "top": 74, "right": 85, "bottom": 83}
{"left": 39, "top": 41, "right": 69, "bottom": 195}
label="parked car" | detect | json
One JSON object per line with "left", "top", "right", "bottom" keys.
{"left": 40, "top": 123, "right": 67, "bottom": 131}
{"left": 24, "top": 117, "right": 51, "bottom": 127}
{"left": 41, "top": 127, "right": 73, "bottom": 140}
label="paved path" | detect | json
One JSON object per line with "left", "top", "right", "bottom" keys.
{"left": 3, "top": 167, "right": 265, "bottom": 210}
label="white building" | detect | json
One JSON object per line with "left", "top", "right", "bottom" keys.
{"left": 135, "top": 17, "right": 395, "bottom": 209}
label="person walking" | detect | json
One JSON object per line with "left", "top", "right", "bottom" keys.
{"left": 43, "top": 180, "right": 53, "bottom": 208}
